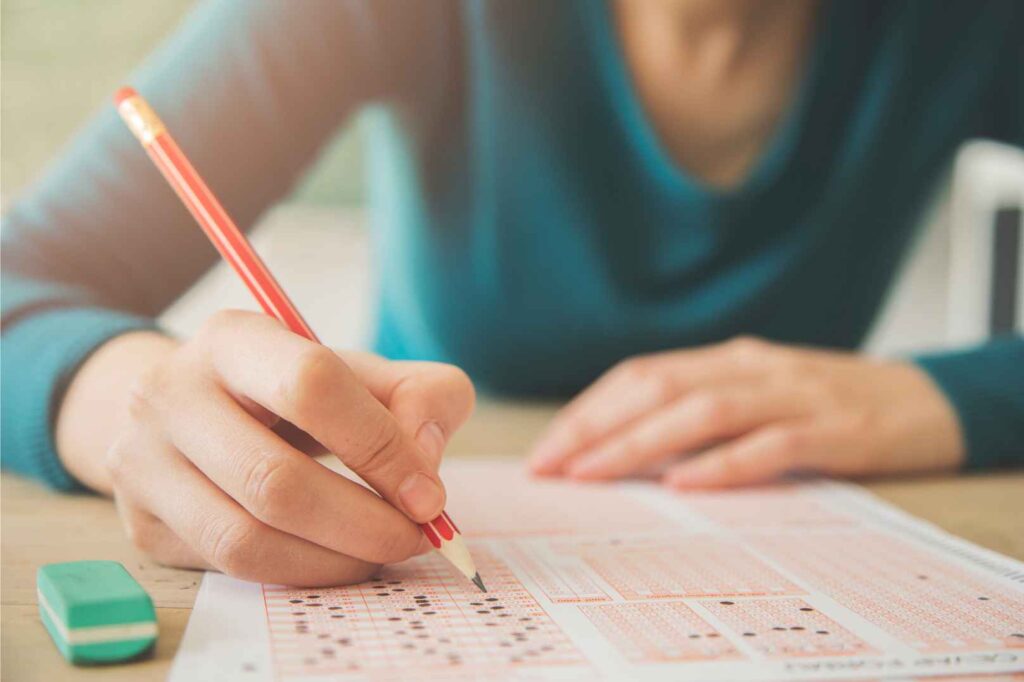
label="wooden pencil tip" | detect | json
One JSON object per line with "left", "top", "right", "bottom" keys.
{"left": 471, "top": 573, "right": 487, "bottom": 593}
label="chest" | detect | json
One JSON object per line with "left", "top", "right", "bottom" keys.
{"left": 611, "top": 1, "right": 817, "bottom": 189}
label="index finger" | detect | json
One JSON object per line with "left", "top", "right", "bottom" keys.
{"left": 529, "top": 340, "right": 767, "bottom": 474}
{"left": 160, "top": 382, "right": 428, "bottom": 564}
{"left": 201, "top": 312, "right": 446, "bottom": 523}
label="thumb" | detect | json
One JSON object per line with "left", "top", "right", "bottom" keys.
{"left": 339, "top": 352, "right": 476, "bottom": 469}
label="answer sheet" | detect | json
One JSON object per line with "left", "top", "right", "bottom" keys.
{"left": 170, "top": 459, "right": 1024, "bottom": 681}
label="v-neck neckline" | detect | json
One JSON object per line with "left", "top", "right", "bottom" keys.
{"left": 590, "top": 0, "right": 833, "bottom": 201}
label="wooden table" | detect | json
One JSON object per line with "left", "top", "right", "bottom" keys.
{"left": 3, "top": 399, "right": 1022, "bottom": 681}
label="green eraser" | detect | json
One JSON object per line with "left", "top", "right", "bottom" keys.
{"left": 37, "top": 560, "right": 157, "bottom": 665}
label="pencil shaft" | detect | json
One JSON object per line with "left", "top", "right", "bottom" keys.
{"left": 149, "top": 134, "right": 318, "bottom": 340}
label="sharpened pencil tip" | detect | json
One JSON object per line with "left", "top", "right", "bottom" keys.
{"left": 472, "top": 573, "right": 487, "bottom": 593}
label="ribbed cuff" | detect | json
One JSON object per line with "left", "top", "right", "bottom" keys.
{"left": 1, "top": 307, "right": 157, "bottom": 491}
{"left": 914, "top": 336, "right": 1024, "bottom": 471}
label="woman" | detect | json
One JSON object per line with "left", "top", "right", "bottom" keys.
{"left": 2, "top": 0, "right": 1021, "bottom": 586}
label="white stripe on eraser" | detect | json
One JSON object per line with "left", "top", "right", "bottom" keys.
{"left": 37, "top": 589, "right": 158, "bottom": 645}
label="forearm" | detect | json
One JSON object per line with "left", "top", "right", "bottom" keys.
{"left": 55, "top": 331, "right": 179, "bottom": 495}
{"left": 1, "top": 0, "right": 388, "bottom": 491}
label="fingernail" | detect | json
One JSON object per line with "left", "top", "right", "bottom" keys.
{"left": 398, "top": 472, "right": 445, "bottom": 521}
{"left": 416, "top": 421, "right": 447, "bottom": 460}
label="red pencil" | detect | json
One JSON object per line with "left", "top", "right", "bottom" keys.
{"left": 114, "top": 86, "right": 485, "bottom": 593}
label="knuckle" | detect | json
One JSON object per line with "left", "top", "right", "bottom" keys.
{"left": 762, "top": 427, "right": 801, "bottom": 461}
{"left": 615, "top": 358, "right": 675, "bottom": 403}
{"left": 201, "top": 309, "right": 250, "bottom": 337}
{"left": 120, "top": 512, "right": 143, "bottom": 549}
{"left": 728, "top": 334, "right": 764, "bottom": 352}
{"left": 565, "top": 421, "right": 592, "bottom": 449}
{"left": 614, "top": 357, "right": 651, "bottom": 383}
{"left": 242, "top": 456, "right": 294, "bottom": 524}
{"left": 128, "top": 520, "right": 159, "bottom": 554}
{"left": 800, "top": 377, "right": 839, "bottom": 409}
{"left": 104, "top": 441, "right": 131, "bottom": 482}
{"left": 118, "top": 505, "right": 159, "bottom": 554}
{"left": 126, "top": 366, "right": 165, "bottom": 421}
{"left": 349, "top": 421, "right": 403, "bottom": 474}
{"left": 549, "top": 414, "right": 596, "bottom": 450}
{"left": 726, "top": 335, "right": 768, "bottom": 363}
{"left": 385, "top": 373, "right": 415, "bottom": 406}
{"left": 774, "top": 353, "right": 808, "bottom": 377}
{"left": 371, "top": 528, "right": 416, "bottom": 564}
{"left": 196, "top": 310, "right": 275, "bottom": 359}
{"left": 239, "top": 397, "right": 280, "bottom": 428}
{"left": 639, "top": 372, "right": 674, "bottom": 404}
{"left": 443, "top": 365, "right": 477, "bottom": 411}
{"left": 689, "top": 392, "right": 734, "bottom": 430}
{"left": 278, "top": 346, "right": 341, "bottom": 416}
{"left": 400, "top": 364, "right": 479, "bottom": 425}
{"left": 202, "top": 517, "right": 261, "bottom": 576}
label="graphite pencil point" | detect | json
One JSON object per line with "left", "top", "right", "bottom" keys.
{"left": 472, "top": 573, "right": 488, "bottom": 593}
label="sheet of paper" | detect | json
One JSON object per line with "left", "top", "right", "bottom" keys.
{"left": 169, "top": 459, "right": 1024, "bottom": 681}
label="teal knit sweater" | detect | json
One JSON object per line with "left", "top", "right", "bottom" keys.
{"left": 2, "top": 0, "right": 1022, "bottom": 490}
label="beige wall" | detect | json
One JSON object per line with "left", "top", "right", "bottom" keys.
{"left": 0, "top": 0, "right": 365, "bottom": 206}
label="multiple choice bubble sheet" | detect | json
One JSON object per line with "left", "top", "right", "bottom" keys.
{"left": 170, "top": 459, "right": 1024, "bottom": 681}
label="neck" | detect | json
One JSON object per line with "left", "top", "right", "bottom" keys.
{"left": 659, "top": 0, "right": 784, "bottom": 32}
{"left": 624, "top": 0, "right": 816, "bottom": 75}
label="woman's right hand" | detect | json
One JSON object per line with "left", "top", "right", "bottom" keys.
{"left": 56, "top": 310, "right": 475, "bottom": 586}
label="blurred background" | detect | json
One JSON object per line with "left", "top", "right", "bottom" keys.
{"left": 2, "top": 0, "right": 376, "bottom": 348}
{"left": 3, "top": 1, "right": 1021, "bottom": 354}
{"left": 1, "top": 0, "right": 366, "bottom": 207}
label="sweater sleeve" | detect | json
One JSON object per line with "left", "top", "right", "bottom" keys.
{"left": 915, "top": 335, "right": 1024, "bottom": 470}
{"left": 0, "top": 0, "right": 396, "bottom": 490}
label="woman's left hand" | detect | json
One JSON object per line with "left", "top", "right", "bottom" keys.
{"left": 528, "top": 337, "right": 965, "bottom": 489}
